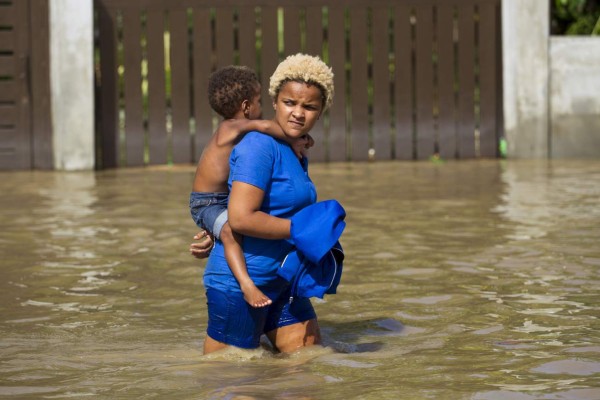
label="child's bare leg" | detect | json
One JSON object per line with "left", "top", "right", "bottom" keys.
{"left": 221, "top": 222, "right": 272, "bottom": 308}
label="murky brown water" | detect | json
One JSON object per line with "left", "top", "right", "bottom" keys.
{"left": 1, "top": 160, "right": 599, "bottom": 399}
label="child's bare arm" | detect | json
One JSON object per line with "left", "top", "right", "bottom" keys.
{"left": 215, "top": 119, "right": 285, "bottom": 146}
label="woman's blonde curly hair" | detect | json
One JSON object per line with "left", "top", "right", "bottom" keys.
{"left": 269, "top": 53, "right": 334, "bottom": 111}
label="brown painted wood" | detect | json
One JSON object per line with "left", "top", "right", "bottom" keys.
{"left": 259, "top": 6, "right": 278, "bottom": 121}
{"left": 371, "top": 7, "right": 392, "bottom": 160}
{"left": 97, "top": 4, "right": 119, "bottom": 168}
{"left": 457, "top": 4, "right": 475, "bottom": 158}
{"left": 99, "top": 0, "right": 501, "bottom": 9}
{"left": 0, "top": 2, "right": 15, "bottom": 26}
{"left": 350, "top": 7, "right": 369, "bottom": 161}
{"left": 0, "top": 0, "right": 31, "bottom": 169}
{"left": 170, "top": 8, "right": 192, "bottom": 164}
{"left": 146, "top": 8, "right": 168, "bottom": 164}
{"left": 30, "top": 0, "right": 53, "bottom": 169}
{"left": 415, "top": 5, "right": 435, "bottom": 160}
{"left": 192, "top": 8, "right": 213, "bottom": 162}
{"left": 394, "top": 4, "right": 413, "bottom": 160}
{"left": 0, "top": 81, "right": 16, "bottom": 101}
{"left": 0, "top": 105, "right": 15, "bottom": 124}
{"left": 92, "top": 0, "right": 502, "bottom": 167}
{"left": 372, "top": 6, "right": 392, "bottom": 160}
{"left": 238, "top": 5, "right": 257, "bottom": 70}
{"left": 436, "top": 4, "right": 457, "bottom": 159}
{"left": 478, "top": 3, "right": 497, "bottom": 157}
{"left": 0, "top": 31, "right": 15, "bottom": 50}
{"left": 215, "top": 7, "right": 235, "bottom": 68}
{"left": 283, "top": 6, "right": 301, "bottom": 56}
{"left": 327, "top": 5, "right": 347, "bottom": 162}
{"left": 0, "top": 55, "right": 15, "bottom": 76}
{"left": 304, "top": 6, "right": 326, "bottom": 162}
{"left": 122, "top": 8, "right": 145, "bottom": 166}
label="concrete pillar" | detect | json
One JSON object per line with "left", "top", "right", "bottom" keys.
{"left": 550, "top": 38, "right": 600, "bottom": 158}
{"left": 502, "top": 0, "right": 550, "bottom": 158}
{"left": 50, "top": 0, "right": 95, "bottom": 170}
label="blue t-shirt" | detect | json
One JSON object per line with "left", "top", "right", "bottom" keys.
{"left": 203, "top": 132, "right": 317, "bottom": 292}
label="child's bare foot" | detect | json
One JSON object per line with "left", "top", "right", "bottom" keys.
{"left": 242, "top": 285, "right": 272, "bottom": 308}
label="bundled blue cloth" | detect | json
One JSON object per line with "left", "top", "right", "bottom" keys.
{"left": 277, "top": 199, "right": 346, "bottom": 301}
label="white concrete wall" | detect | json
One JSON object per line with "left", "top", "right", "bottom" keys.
{"left": 502, "top": 0, "right": 550, "bottom": 158}
{"left": 549, "top": 38, "right": 600, "bottom": 158}
{"left": 50, "top": 0, "right": 95, "bottom": 170}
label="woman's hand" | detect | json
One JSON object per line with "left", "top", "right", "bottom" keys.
{"left": 189, "top": 230, "right": 214, "bottom": 259}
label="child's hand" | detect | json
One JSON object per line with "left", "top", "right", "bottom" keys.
{"left": 190, "top": 230, "right": 214, "bottom": 259}
{"left": 291, "top": 134, "right": 313, "bottom": 159}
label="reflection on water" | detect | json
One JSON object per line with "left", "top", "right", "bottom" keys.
{"left": 1, "top": 160, "right": 599, "bottom": 399}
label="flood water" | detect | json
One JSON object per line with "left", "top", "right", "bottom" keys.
{"left": 1, "top": 159, "right": 599, "bottom": 399}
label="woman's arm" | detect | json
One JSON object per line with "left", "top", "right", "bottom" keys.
{"left": 228, "top": 180, "right": 291, "bottom": 240}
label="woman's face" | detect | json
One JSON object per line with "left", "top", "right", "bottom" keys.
{"left": 272, "top": 81, "right": 323, "bottom": 139}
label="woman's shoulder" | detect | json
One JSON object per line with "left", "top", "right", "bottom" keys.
{"left": 236, "top": 131, "right": 281, "bottom": 152}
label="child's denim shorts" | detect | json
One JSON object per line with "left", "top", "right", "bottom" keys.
{"left": 189, "top": 192, "right": 228, "bottom": 239}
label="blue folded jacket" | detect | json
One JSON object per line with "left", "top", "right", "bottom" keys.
{"left": 277, "top": 199, "right": 346, "bottom": 301}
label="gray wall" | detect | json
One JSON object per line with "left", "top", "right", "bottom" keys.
{"left": 50, "top": 0, "right": 95, "bottom": 170}
{"left": 502, "top": 0, "right": 600, "bottom": 159}
{"left": 550, "top": 38, "right": 600, "bottom": 159}
{"left": 502, "top": 0, "right": 549, "bottom": 158}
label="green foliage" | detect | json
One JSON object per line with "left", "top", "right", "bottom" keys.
{"left": 551, "top": 0, "right": 600, "bottom": 35}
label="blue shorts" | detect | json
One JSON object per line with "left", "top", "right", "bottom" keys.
{"left": 205, "top": 277, "right": 317, "bottom": 349}
{"left": 189, "top": 192, "right": 229, "bottom": 239}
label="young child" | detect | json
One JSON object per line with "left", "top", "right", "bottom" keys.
{"left": 190, "top": 65, "right": 311, "bottom": 308}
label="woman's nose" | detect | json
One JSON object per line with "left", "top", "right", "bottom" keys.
{"left": 292, "top": 107, "right": 304, "bottom": 119}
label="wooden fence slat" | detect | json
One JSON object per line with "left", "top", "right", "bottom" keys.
{"left": 304, "top": 6, "right": 325, "bottom": 162}
{"left": 478, "top": 3, "right": 497, "bottom": 157}
{"left": 192, "top": 7, "right": 213, "bottom": 162}
{"left": 327, "top": 5, "right": 347, "bottom": 161}
{"left": 457, "top": 4, "right": 475, "bottom": 158}
{"left": 215, "top": 7, "right": 234, "bottom": 68}
{"left": 0, "top": 31, "right": 15, "bottom": 50}
{"left": 415, "top": 5, "right": 435, "bottom": 159}
{"left": 0, "top": 55, "right": 15, "bottom": 76}
{"left": 394, "top": 4, "right": 413, "bottom": 160}
{"left": 305, "top": 6, "right": 323, "bottom": 57}
{"left": 122, "top": 8, "right": 145, "bottom": 166}
{"left": 238, "top": 5, "right": 257, "bottom": 69}
{"left": 259, "top": 6, "right": 278, "bottom": 121}
{"left": 283, "top": 7, "right": 301, "bottom": 56}
{"left": 436, "top": 4, "right": 457, "bottom": 159}
{"left": 372, "top": 6, "right": 392, "bottom": 160}
{"left": 350, "top": 7, "right": 369, "bottom": 161}
{"left": 98, "top": 5, "right": 119, "bottom": 168}
{"left": 146, "top": 8, "right": 168, "bottom": 164}
{"left": 0, "top": 104, "right": 16, "bottom": 124}
{"left": 14, "top": 0, "right": 31, "bottom": 170}
{"left": 0, "top": 3, "right": 15, "bottom": 26}
{"left": 30, "top": 0, "right": 53, "bottom": 169}
{"left": 170, "top": 8, "right": 192, "bottom": 163}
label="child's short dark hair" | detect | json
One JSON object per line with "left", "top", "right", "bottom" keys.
{"left": 208, "top": 65, "right": 260, "bottom": 119}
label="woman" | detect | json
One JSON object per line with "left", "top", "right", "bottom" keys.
{"left": 201, "top": 53, "right": 335, "bottom": 354}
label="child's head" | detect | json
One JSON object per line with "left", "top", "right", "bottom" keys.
{"left": 268, "top": 53, "right": 334, "bottom": 112}
{"left": 208, "top": 65, "right": 261, "bottom": 119}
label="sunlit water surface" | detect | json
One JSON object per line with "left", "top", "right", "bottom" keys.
{"left": 1, "top": 160, "right": 599, "bottom": 399}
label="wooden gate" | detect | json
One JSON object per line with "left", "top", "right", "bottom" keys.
{"left": 95, "top": 0, "right": 502, "bottom": 168}
{"left": 0, "top": 0, "right": 51, "bottom": 170}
